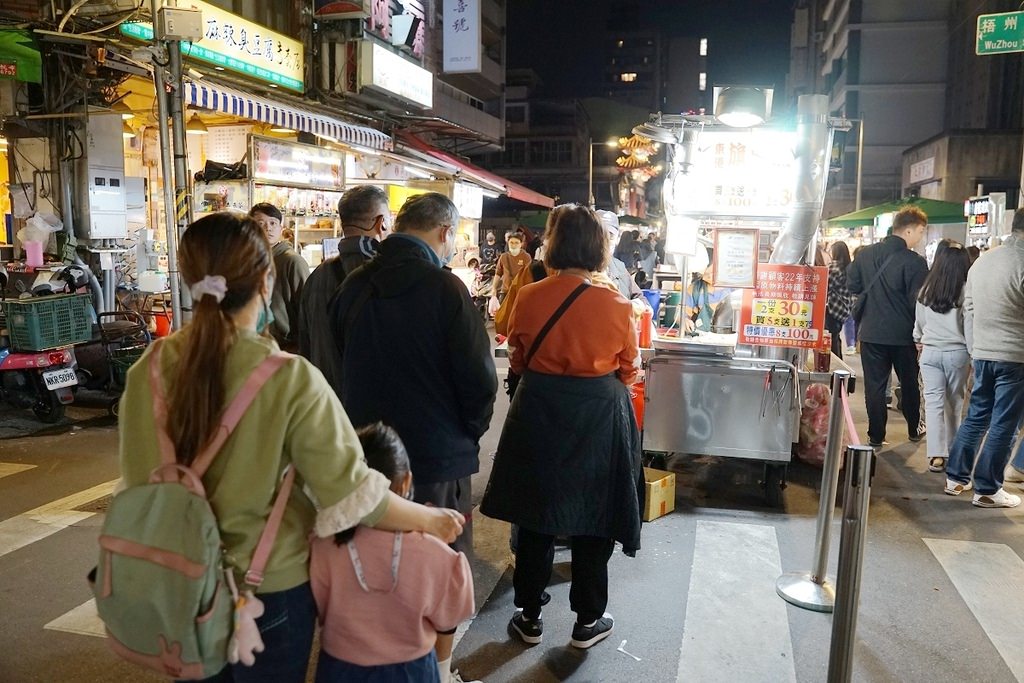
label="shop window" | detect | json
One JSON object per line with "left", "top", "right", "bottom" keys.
{"left": 621, "top": 72, "right": 637, "bottom": 83}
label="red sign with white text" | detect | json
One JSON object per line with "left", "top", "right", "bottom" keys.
{"left": 738, "top": 264, "right": 827, "bottom": 349}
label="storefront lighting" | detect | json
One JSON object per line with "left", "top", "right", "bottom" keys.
{"left": 481, "top": 189, "right": 502, "bottom": 199}
{"left": 113, "top": 100, "right": 134, "bottom": 120}
{"left": 186, "top": 113, "right": 209, "bottom": 135}
{"left": 714, "top": 87, "right": 771, "bottom": 128}
{"left": 122, "top": 121, "right": 136, "bottom": 139}
{"left": 270, "top": 124, "right": 294, "bottom": 133}
{"left": 404, "top": 165, "right": 432, "bottom": 179}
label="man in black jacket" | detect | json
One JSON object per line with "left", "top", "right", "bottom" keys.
{"left": 847, "top": 207, "right": 929, "bottom": 448}
{"left": 329, "top": 192, "right": 498, "bottom": 554}
{"left": 298, "top": 185, "right": 389, "bottom": 394}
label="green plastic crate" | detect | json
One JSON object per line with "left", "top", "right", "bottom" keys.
{"left": 2, "top": 294, "right": 94, "bottom": 351}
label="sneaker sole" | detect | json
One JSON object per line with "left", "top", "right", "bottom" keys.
{"left": 928, "top": 460, "right": 946, "bottom": 473}
{"left": 972, "top": 497, "right": 1021, "bottom": 509}
{"left": 944, "top": 482, "right": 972, "bottom": 496}
{"left": 509, "top": 621, "right": 542, "bottom": 645}
{"left": 570, "top": 625, "right": 614, "bottom": 649}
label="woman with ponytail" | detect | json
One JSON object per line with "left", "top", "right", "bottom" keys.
{"left": 117, "top": 212, "right": 465, "bottom": 682}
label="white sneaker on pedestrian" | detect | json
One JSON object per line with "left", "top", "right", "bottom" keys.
{"left": 944, "top": 478, "right": 973, "bottom": 496}
{"left": 972, "top": 488, "right": 1021, "bottom": 508}
{"left": 1004, "top": 464, "right": 1024, "bottom": 484}
{"left": 446, "top": 669, "right": 481, "bottom": 683}
{"left": 845, "top": 346, "right": 857, "bottom": 355}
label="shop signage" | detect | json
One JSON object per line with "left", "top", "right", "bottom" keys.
{"left": 252, "top": 137, "right": 344, "bottom": 190}
{"left": 977, "top": 11, "right": 1024, "bottom": 55}
{"left": 0, "top": 29, "right": 42, "bottom": 83}
{"left": 443, "top": 0, "right": 481, "bottom": 73}
{"left": 120, "top": 1, "right": 304, "bottom": 92}
{"left": 966, "top": 196, "right": 990, "bottom": 236}
{"left": 909, "top": 157, "right": 935, "bottom": 184}
{"left": 669, "top": 129, "right": 798, "bottom": 219}
{"left": 314, "top": 0, "right": 371, "bottom": 19}
{"left": 358, "top": 41, "right": 432, "bottom": 108}
{"left": 453, "top": 181, "right": 483, "bottom": 219}
{"left": 738, "top": 264, "right": 827, "bottom": 349}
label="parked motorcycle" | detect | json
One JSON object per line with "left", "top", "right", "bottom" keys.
{"left": 471, "top": 261, "right": 497, "bottom": 320}
{"left": 0, "top": 265, "right": 89, "bottom": 423}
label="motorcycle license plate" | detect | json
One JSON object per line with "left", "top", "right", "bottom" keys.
{"left": 42, "top": 368, "right": 78, "bottom": 390}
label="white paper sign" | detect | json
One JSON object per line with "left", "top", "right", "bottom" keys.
{"left": 443, "top": 0, "right": 481, "bottom": 73}
{"left": 359, "top": 41, "right": 433, "bottom": 108}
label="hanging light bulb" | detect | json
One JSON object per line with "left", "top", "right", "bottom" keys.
{"left": 186, "top": 112, "right": 208, "bottom": 135}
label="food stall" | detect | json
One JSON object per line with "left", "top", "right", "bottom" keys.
{"left": 638, "top": 95, "right": 855, "bottom": 505}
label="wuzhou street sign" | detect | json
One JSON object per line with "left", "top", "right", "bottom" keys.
{"left": 977, "top": 11, "right": 1024, "bottom": 55}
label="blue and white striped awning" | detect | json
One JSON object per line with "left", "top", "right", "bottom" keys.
{"left": 183, "top": 79, "right": 392, "bottom": 151}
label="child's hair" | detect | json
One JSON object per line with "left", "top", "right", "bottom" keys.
{"left": 334, "top": 422, "right": 411, "bottom": 546}
{"left": 918, "top": 239, "right": 970, "bottom": 314}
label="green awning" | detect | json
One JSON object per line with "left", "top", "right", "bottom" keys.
{"left": 826, "top": 197, "right": 966, "bottom": 227}
{"left": 0, "top": 30, "right": 41, "bottom": 84}
{"left": 517, "top": 211, "right": 549, "bottom": 230}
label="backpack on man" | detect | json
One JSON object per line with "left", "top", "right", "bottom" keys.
{"left": 88, "top": 341, "right": 294, "bottom": 679}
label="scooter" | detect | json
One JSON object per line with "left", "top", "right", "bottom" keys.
{"left": 0, "top": 265, "right": 85, "bottom": 423}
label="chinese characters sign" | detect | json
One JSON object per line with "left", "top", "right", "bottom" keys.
{"left": 738, "top": 264, "right": 827, "bottom": 349}
{"left": 443, "top": 0, "right": 480, "bottom": 73}
{"left": 253, "top": 137, "right": 345, "bottom": 190}
{"left": 977, "top": 11, "right": 1024, "bottom": 55}
{"left": 358, "top": 41, "right": 432, "bottom": 108}
{"left": 120, "top": 1, "right": 304, "bottom": 92}
{"left": 667, "top": 129, "right": 798, "bottom": 219}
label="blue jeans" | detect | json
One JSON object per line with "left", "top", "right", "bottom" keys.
{"left": 196, "top": 582, "right": 317, "bottom": 683}
{"left": 315, "top": 649, "right": 439, "bottom": 683}
{"left": 947, "top": 360, "right": 1024, "bottom": 495}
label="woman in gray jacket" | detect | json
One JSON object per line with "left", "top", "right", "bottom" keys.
{"left": 913, "top": 240, "right": 972, "bottom": 472}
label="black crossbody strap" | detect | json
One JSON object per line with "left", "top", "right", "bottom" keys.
{"left": 524, "top": 282, "right": 590, "bottom": 369}
{"left": 861, "top": 251, "right": 898, "bottom": 299}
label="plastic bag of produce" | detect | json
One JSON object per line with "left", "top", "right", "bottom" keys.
{"left": 796, "top": 383, "right": 832, "bottom": 467}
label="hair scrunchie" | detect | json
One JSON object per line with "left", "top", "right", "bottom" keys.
{"left": 190, "top": 275, "right": 228, "bottom": 303}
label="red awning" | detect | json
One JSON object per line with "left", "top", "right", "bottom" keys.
{"left": 398, "top": 133, "right": 555, "bottom": 209}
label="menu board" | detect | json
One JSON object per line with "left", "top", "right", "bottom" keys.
{"left": 712, "top": 228, "right": 758, "bottom": 288}
{"left": 738, "top": 264, "right": 827, "bottom": 349}
{"left": 252, "top": 137, "right": 345, "bottom": 190}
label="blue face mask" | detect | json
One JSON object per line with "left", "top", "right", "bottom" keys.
{"left": 256, "top": 293, "right": 274, "bottom": 333}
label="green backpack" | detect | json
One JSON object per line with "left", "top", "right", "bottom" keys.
{"left": 89, "top": 341, "right": 294, "bottom": 680}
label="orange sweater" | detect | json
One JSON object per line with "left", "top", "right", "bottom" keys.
{"left": 508, "top": 274, "right": 639, "bottom": 385}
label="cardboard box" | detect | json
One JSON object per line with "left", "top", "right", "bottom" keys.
{"left": 643, "top": 467, "right": 676, "bottom": 521}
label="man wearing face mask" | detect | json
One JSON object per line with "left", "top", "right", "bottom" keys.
{"left": 329, "top": 192, "right": 498, "bottom": 555}
{"left": 250, "top": 202, "right": 310, "bottom": 352}
{"left": 480, "top": 231, "right": 501, "bottom": 266}
{"left": 495, "top": 234, "right": 532, "bottom": 300}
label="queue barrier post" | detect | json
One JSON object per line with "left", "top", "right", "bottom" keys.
{"left": 775, "top": 370, "right": 851, "bottom": 612}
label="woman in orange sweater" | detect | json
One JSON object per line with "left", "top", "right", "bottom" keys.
{"left": 481, "top": 204, "right": 643, "bottom": 651}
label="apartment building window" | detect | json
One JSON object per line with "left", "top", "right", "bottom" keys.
{"left": 501, "top": 141, "right": 526, "bottom": 167}
{"left": 699, "top": 72, "right": 706, "bottom": 91}
{"left": 506, "top": 103, "right": 527, "bottom": 124}
{"left": 529, "top": 140, "right": 573, "bottom": 166}
{"left": 699, "top": 38, "right": 708, "bottom": 56}
{"left": 621, "top": 72, "right": 638, "bottom": 82}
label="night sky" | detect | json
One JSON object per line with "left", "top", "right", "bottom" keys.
{"left": 508, "top": 0, "right": 795, "bottom": 100}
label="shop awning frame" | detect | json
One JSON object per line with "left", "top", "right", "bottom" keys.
{"left": 398, "top": 132, "right": 555, "bottom": 208}
{"left": 184, "top": 78, "right": 393, "bottom": 151}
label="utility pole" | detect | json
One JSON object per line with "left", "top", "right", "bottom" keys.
{"left": 167, "top": 40, "right": 193, "bottom": 322}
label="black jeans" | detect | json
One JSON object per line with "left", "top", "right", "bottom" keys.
{"left": 825, "top": 314, "right": 844, "bottom": 359}
{"left": 414, "top": 476, "right": 473, "bottom": 555}
{"left": 860, "top": 341, "right": 922, "bottom": 444}
{"left": 513, "top": 527, "right": 615, "bottom": 625}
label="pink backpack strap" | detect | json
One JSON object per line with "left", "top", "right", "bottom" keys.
{"left": 190, "top": 352, "right": 293, "bottom": 477}
{"left": 244, "top": 465, "right": 295, "bottom": 588}
{"left": 148, "top": 340, "right": 176, "bottom": 465}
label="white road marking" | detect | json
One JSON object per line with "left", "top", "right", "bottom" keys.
{"left": 678, "top": 520, "right": 797, "bottom": 683}
{"left": 43, "top": 598, "right": 104, "bottom": 638}
{"left": 0, "top": 480, "right": 117, "bottom": 559}
{"left": 0, "top": 463, "right": 36, "bottom": 479}
{"left": 924, "top": 538, "right": 1024, "bottom": 680}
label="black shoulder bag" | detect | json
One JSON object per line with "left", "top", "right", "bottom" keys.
{"left": 505, "top": 281, "right": 590, "bottom": 398}
{"left": 851, "top": 251, "right": 897, "bottom": 324}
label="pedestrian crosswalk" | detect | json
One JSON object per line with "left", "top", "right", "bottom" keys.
{"left": 3, "top": 465, "right": 1024, "bottom": 682}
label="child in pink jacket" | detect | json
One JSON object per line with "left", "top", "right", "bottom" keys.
{"left": 310, "top": 423, "right": 475, "bottom": 683}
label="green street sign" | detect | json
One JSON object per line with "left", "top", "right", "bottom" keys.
{"left": 977, "top": 11, "right": 1024, "bottom": 55}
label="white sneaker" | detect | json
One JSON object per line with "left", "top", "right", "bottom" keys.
{"left": 944, "top": 478, "right": 973, "bottom": 496}
{"left": 1004, "top": 464, "right": 1024, "bottom": 484}
{"left": 447, "top": 669, "right": 481, "bottom": 683}
{"left": 845, "top": 346, "right": 857, "bottom": 355}
{"left": 972, "top": 488, "right": 1022, "bottom": 508}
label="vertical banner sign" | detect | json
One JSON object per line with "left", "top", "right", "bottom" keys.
{"left": 738, "top": 264, "right": 827, "bottom": 349}
{"left": 443, "top": 0, "right": 481, "bottom": 73}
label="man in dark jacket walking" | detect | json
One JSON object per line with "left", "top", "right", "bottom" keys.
{"left": 329, "top": 192, "right": 498, "bottom": 554}
{"left": 298, "top": 185, "right": 389, "bottom": 394}
{"left": 847, "top": 206, "right": 929, "bottom": 448}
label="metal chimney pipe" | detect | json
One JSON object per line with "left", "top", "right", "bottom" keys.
{"left": 771, "top": 94, "right": 833, "bottom": 265}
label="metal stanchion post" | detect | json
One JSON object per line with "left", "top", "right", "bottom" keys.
{"left": 827, "top": 444, "right": 875, "bottom": 683}
{"left": 776, "top": 370, "right": 851, "bottom": 612}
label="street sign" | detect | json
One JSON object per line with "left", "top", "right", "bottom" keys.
{"left": 977, "top": 11, "right": 1024, "bottom": 55}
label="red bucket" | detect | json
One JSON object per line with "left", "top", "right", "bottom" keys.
{"left": 630, "top": 380, "right": 646, "bottom": 430}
